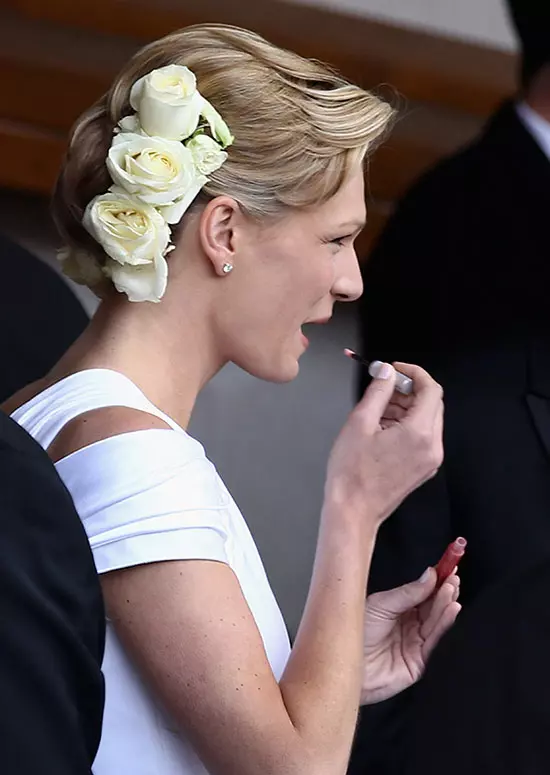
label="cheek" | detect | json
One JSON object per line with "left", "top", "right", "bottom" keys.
{"left": 254, "top": 239, "right": 334, "bottom": 319}
{"left": 304, "top": 255, "right": 336, "bottom": 299}
{"left": 279, "top": 261, "right": 333, "bottom": 320}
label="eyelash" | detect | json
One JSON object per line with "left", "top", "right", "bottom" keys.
{"left": 329, "top": 235, "right": 352, "bottom": 249}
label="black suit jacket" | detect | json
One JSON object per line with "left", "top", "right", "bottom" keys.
{"left": 403, "top": 559, "right": 550, "bottom": 775}
{"left": 0, "top": 411, "right": 105, "bottom": 773}
{"left": 0, "top": 234, "right": 88, "bottom": 401}
{"left": 350, "top": 103, "right": 550, "bottom": 773}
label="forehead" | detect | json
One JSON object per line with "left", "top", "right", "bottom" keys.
{"left": 317, "top": 169, "right": 366, "bottom": 225}
{"left": 253, "top": 168, "right": 366, "bottom": 242}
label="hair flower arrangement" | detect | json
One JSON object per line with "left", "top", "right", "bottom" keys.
{"left": 60, "top": 65, "right": 234, "bottom": 303}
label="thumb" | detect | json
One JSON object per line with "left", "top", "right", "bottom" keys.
{"left": 370, "top": 568, "right": 437, "bottom": 616}
{"left": 356, "top": 362, "right": 396, "bottom": 431}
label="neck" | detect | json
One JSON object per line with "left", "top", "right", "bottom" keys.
{"left": 525, "top": 64, "right": 550, "bottom": 122}
{"left": 51, "top": 287, "right": 226, "bottom": 429}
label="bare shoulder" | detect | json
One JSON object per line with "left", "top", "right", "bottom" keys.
{"left": 48, "top": 406, "right": 172, "bottom": 463}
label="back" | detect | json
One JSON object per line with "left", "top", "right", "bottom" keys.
{"left": 0, "top": 411, "right": 105, "bottom": 773}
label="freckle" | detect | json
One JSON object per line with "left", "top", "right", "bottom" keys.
{"left": 126, "top": 599, "right": 130, "bottom": 604}
{"left": 235, "top": 687, "right": 240, "bottom": 691}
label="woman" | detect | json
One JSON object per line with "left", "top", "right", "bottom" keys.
{"left": 5, "top": 24, "right": 459, "bottom": 775}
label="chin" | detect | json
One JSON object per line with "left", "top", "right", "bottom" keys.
{"left": 241, "top": 354, "right": 301, "bottom": 384}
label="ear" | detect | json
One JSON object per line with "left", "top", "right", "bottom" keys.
{"left": 198, "top": 196, "right": 241, "bottom": 277}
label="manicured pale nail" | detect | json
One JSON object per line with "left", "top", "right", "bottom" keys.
{"left": 369, "top": 360, "right": 393, "bottom": 380}
{"left": 419, "top": 567, "right": 432, "bottom": 583}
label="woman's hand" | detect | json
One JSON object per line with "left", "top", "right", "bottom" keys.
{"left": 325, "top": 362, "right": 444, "bottom": 526}
{"left": 360, "top": 568, "right": 461, "bottom": 705}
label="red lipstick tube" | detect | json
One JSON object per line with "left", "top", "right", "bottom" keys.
{"left": 435, "top": 537, "right": 467, "bottom": 588}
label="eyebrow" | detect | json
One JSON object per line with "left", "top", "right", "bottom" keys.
{"left": 335, "top": 220, "right": 367, "bottom": 233}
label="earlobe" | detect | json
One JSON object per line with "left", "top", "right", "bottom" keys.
{"left": 199, "top": 196, "right": 239, "bottom": 277}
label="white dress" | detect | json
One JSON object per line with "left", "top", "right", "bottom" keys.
{"left": 12, "top": 369, "right": 291, "bottom": 775}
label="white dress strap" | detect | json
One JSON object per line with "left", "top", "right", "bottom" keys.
{"left": 11, "top": 369, "right": 181, "bottom": 451}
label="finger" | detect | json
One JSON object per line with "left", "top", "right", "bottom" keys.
{"left": 447, "top": 573, "right": 461, "bottom": 602}
{"left": 381, "top": 404, "right": 408, "bottom": 422}
{"left": 419, "top": 577, "right": 458, "bottom": 642}
{"left": 367, "top": 567, "right": 437, "bottom": 618}
{"left": 422, "top": 602, "right": 461, "bottom": 659}
{"left": 453, "top": 583, "right": 460, "bottom": 603}
{"left": 356, "top": 364, "right": 397, "bottom": 432}
{"left": 387, "top": 392, "right": 415, "bottom": 411}
{"left": 443, "top": 573, "right": 460, "bottom": 595}
{"left": 393, "top": 362, "right": 444, "bottom": 428}
{"left": 419, "top": 577, "right": 455, "bottom": 630}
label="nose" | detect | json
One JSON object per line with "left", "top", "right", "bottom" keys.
{"left": 331, "top": 247, "right": 363, "bottom": 303}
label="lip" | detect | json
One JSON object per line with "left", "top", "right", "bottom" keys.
{"left": 304, "top": 316, "right": 332, "bottom": 325}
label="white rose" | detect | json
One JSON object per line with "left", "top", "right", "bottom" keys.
{"left": 130, "top": 65, "right": 203, "bottom": 141}
{"left": 115, "top": 115, "right": 145, "bottom": 135}
{"left": 107, "top": 133, "right": 201, "bottom": 209}
{"left": 83, "top": 189, "right": 171, "bottom": 267}
{"left": 57, "top": 246, "right": 104, "bottom": 287}
{"left": 104, "top": 252, "right": 168, "bottom": 303}
{"left": 201, "top": 100, "right": 234, "bottom": 148}
{"left": 186, "top": 134, "right": 228, "bottom": 175}
{"left": 158, "top": 173, "right": 208, "bottom": 224}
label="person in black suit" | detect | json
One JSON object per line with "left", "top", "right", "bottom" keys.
{"left": 401, "top": 557, "right": 550, "bottom": 775}
{"left": 0, "top": 233, "right": 88, "bottom": 401}
{"left": 350, "top": 2, "right": 550, "bottom": 772}
{"left": 0, "top": 410, "right": 105, "bottom": 773}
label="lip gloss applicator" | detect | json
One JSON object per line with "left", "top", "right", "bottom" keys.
{"left": 344, "top": 349, "right": 414, "bottom": 396}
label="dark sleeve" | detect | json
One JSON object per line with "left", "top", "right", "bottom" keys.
{"left": 349, "top": 185, "right": 454, "bottom": 775}
{"left": 403, "top": 560, "right": 550, "bottom": 775}
{"left": 0, "top": 419, "right": 104, "bottom": 774}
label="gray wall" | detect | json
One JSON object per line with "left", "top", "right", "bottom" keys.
{"left": 286, "top": 0, "right": 516, "bottom": 50}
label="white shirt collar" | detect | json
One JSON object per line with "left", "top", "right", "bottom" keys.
{"left": 516, "top": 101, "right": 550, "bottom": 162}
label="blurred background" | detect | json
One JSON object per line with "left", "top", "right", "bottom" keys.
{"left": 0, "top": 0, "right": 517, "bottom": 636}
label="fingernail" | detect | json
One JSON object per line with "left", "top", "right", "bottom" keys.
{"left": 419, "top": 567, "right": 432, "bottom": 583}
{"left": 369, "top": 361, "right": 394, "bottom": 380}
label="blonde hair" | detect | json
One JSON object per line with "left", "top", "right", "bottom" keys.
{"left": 53, "top": 23, "right": 395, "bottom": 275}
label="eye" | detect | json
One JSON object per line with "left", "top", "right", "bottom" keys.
{"left": 327, "top": 234, "right": 353, "bottom": 250}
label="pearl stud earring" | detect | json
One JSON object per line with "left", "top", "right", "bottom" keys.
{"left": 222, "top": 262, "right": 233, "bottom": 274}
